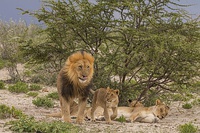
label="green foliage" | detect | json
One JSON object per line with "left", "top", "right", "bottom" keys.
{"left": 191, "top": 81, "right": 200, "bottom": 94}
{"left": 20, "top": 0, "right": 200, "bottom": 104}
{"left": 0, "top": 104, "right": 25, "bottom": 119}
{"left": 182, "top": 103, "right": 192, "bottom": 109}
{"left": 8, "top": 82, "right": 29, "bottom": 93}
{"left": 0, "top": 20, "right": 30, "bottom": 81}
{"left": 115, "top": 115, "right": 126, "bottom": 123}
{"left": 32, "top": 97, "right": 54, "bottom": 108}
{"left": 8, "top": 116, "right": 36, "bottom": 132}
{"left": 170, "top": 94, "right": 188, "bottom": 101}
{"left": 23, "top": 64, "right": 57, "bottom": 85}
{"left": 27, "top": 91, "right": 39, "bottom": 97}
{"left": 29, "top": 84, "right": 42, "bottom": 91}
{"left": 47, "top": 92, "right": 59, "bottom": 100}
{"left": 7, "top": 116, "right": 80, "bottom": 133}
{"left": 191, "top": 98, "right": 200, "bottom": 106}
{"left": 0, "top": 104, "right": 11, "bottom": 119}
{"left": 0, "top": 81, "right": 5, "bottom": 89}
{"left": 37, "top": 121, "right": 80, "bottom": 133}
{"left": 179, "top": 123, "right": 198, "bottom": 133}
{"left": 0, "top": 58, "right": 6, "bottom": 69}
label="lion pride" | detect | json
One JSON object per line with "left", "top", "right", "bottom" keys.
{"left": 57, "top": 51, "right": 94, "bottom": 123}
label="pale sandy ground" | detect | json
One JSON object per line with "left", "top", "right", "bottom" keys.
{"left": 0, "top": 67, "right": 199, "bottom": 133}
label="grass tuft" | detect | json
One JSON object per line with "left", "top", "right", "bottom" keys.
{"left": 179, "top": 123, "right": 198, "bottom": 133}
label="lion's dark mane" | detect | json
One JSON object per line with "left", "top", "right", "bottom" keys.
{"left": 60, "top": 71, "right": 92, "bottom": 101}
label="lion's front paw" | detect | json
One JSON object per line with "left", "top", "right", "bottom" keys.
{"left": 106, "top": 120, "right": 113, "bottom": 124}
{"left": 91, "top": 119, "right": 96, "bottom": 122}
{"left": 62, "top": 116, "right": 72, "bottom": 123}
{"left": 76, "top": 118, "right": 85, "bottom": 124}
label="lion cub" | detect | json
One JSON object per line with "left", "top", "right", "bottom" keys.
{"left": 91, "top": 87, "right": 119, "bottom": 124}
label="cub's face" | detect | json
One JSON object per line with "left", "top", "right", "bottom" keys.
{"left": 155, "top": 104, "right": 170, "bottom": 119}
{"left": 74, "top": 59, "right": 93, "bottom": 84}
{"left": 106, "top": 88, "right": 119, "bottom": 107}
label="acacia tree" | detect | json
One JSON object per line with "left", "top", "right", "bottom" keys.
{"left": 0, "top": 20, "right": 28, "bottom": 81}
{"left": 20, "top": 0, "right": 200, "bottom": 105}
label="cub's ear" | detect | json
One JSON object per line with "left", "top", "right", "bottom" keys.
{"left": 115, "top": 89, "right": 119, "bottom": 95}
{"left": 106, "top": 87, "right": 110, "bottom": 90}
{"left": 106, "top": 87, "right": 110, "bottom": 92}
{"left": 127, "top": 99, "right": 132, "bottom": 103}
{"left": 156, "top": 99, "right": 162, "bottom": 105}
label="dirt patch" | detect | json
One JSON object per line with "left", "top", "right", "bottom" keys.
{"left": 0, "top": 88, "right": 199, "bottom": 133}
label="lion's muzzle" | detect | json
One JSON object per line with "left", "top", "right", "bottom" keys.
{"left": 78, "top": 75, "right": 88, "bottom": 83}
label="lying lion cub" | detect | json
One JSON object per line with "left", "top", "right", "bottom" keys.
{"left": 91, "top": 87, "right": 119, "bottom": 124}
{"left": 129, "top": 99, "right": 170, "bottom": 123}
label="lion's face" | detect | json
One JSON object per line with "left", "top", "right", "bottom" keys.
{"left": 73, "top": 59, "right": 93, "bottom": 84}
{"left": 64, "top": 51, "right": 94, "bottom": 87}
{"left": 106, "top": 87, "right": 119, "bottom": 107}
{"left": 154, "top": 100, "right": 170, "bottom": 119}
{"left": 127, "top": 99, "right": 144, "bottom": 107}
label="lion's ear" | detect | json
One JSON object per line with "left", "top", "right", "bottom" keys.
{"left": 156, "top": 99, "right": 162, "bottom": 105}
{"left": 106, "top": 87, "right": 110, "bottom": 92}
{"left": 115, "top": 89, "right": 119, "bottom": 95}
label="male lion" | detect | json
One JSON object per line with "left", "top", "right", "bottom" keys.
{"left": 57, "top": 51, "right": 94, "bottom": 123}
{"left": 91, "top": 87, "right": 119, "bottom": 124}
{"left": 129, "top": 99, "right": 170, "bottom": 123}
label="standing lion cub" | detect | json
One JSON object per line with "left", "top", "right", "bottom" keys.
{"left": 91, "top": 87, "right": 119, "bottom": 124}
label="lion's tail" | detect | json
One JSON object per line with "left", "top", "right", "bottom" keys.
{"left": 45, "top": 112, "right": 62, "bottom": 118}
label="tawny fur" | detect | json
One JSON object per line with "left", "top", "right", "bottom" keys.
{"left": 85, "top": 98, "right": 144, "bottom": 120}
{"left": 86, "top": 99, "right": 169, "bottom": 123}
{"left": 56, "top": 51, "right": 94, "bottom": 124}
{"left": 129, "top": 99, "right": 170, "bottom": 123}
{"left": 91, "top": 87, "right": 119, "bottom": 124}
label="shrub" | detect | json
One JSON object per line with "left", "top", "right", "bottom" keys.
{"left": 0, "top": 104, "right": 25, "bottom": 119}
{"left": 29, "top": 84, "right": 42, "bottom": 91}
{"left": 0, "top": 58, "right": 6, "bottom": 69}
{"left": 0, "top": 81, "right": 5, "bottom": 89}
{"left": 32, "top": 97, "right": 54, "bottom": 108}
{"left": 0, "top": 104, "right": 11, "bottom": 119}
{"left": 7, "top": 116, "right": 80, "bottom": 133}
{"left": 115, "top": 115, "right": 126, "bottom": 123}
{"left": 47, "top": 92, "right": 59, "bottom": 100}
{"left": 8, "top": 82, "right": 29, "bottom": 93}
{"left": 191, "top": 98, "right": 200, "bottom": 106}
{"left": 27, "top": 92, "right": 39, "bottom": 97}
{"left": 179, "top": 123, "right": 198, "bottom": 133}
{"left": 171, "top": 94, "right": 187, "bottom": 101}
{"left": 182, "top": 103, "right": 192, "bottom": 109}
{"left": 7, "top": 116, "right": 36, "bottom": 132}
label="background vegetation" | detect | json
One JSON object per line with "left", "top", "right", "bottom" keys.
{"left": 0, "top": 0, "right": 199, "bottom": 106}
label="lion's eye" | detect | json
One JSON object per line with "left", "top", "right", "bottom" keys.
{"left": 78, "top": 66, "right": 82, "bottom": 69}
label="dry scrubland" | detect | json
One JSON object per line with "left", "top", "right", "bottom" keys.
{"left": 0, "top": 67, "right": 199, "bottom": 133}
